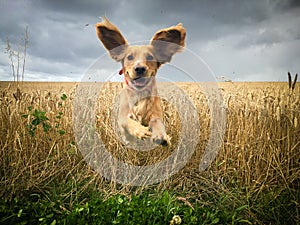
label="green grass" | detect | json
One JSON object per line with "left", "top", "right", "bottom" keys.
{"left": 1, "top": 175, "right": 297, "bottom": 225}
{"left": 0, "top": 190, "right": 254, "bottom": 225}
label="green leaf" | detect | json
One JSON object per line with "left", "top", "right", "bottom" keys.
{"left": 162, "top": 191, "right": 171, "bottom": 204}
{"left": 58, "top": 130, "right": 66, "bottom": 135}
{"left": 46, "top": 213, "right": 54, "bottom": 218}
{"left": 237, "top": 219, "right": 252, "bottom": 224}
{"left": 43, "top": 123, "right": 51, "bottom": 132}
{"left": 235, "top": 205, "right": 248, "bottom": 212}
{"left": 50, "top": 219, "right": 56, "bottom": 225}
{"left": 32, "top": 109, "right": 40, "bottom": 117}
{"left": 118, "top": 196, "right": 124, "bottom": 204}
{"left": 61, "top": 94, "right": 67, "bottom": 100}
{"left": 32, "top": 118, "right": 40, "bottom": 126}
{"left": 211, "top": 217, "right": 219, "bottom": 224}
{"left": 29, "top": 130, "right": 35, "bottom": 137}
{"left": 22, "top": 114, "right": 28, "bottom": 118}
{"left": 17, "top": 209, "right": 23, "bottom": 217}
{"left": 27, "top": 106, "right": 32, "bottom": 111}
{"left": 32, "top": 109, "right": 48, "bottom": 121}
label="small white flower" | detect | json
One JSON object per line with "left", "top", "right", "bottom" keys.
{"left": 170, "top": 215, "right": 182, "bottom": 225}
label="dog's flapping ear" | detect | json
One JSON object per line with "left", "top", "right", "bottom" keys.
{"left": 150, "top": 23, "right": 186, "bottom": 64}
{"left": 95, "top": 17, "right": 128, "bottom": 62}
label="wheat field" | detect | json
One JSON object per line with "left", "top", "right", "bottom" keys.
{"left": 0, "top": 81, "right": 299, "bottom": 223}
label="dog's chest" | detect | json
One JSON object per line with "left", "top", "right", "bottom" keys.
{"left": 130, "top": 97, "right": 153, "bottom": 126}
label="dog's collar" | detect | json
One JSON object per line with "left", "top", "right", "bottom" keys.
{"left": 124, "top": 76, "right": 130, "bottom": 86}
{"left": 119, "top": 68, "right": 129, "bottom": 85}
{"left": 119, "top": 68, "right": 123, "bottom": 75}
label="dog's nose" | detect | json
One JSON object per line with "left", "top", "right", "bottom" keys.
{"left": 134, "top": 66, "right": 146, "bottom": 75}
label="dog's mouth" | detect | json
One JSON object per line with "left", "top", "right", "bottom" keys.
{"left": 130, "top": 77, "right": 152, "bottom": 89}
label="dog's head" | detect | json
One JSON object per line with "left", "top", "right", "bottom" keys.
{"left": 95, "top": 17, "right": 186, "bottom": 89}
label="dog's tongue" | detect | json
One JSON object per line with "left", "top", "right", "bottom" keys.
{"left": 133, "top": 77, "right": 148, "bottom": 87}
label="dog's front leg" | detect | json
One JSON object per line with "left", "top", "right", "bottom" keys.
{"left": 118, "top": 93, "right": 151, "bottom": 143}
{"left": 118, "top": 116, "right": 152, "bottom": 143}
{"left": 148, "top": 97, "right": 170, "bottom": 146}
{"left": 149, "top": 118, "right": 170, "bottom": 146}
{"left": 127, "top": 116, "right": 152, "bottom": 139}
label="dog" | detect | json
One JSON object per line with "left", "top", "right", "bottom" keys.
{"left": 95, "top": 17, "right": 186, "bottom": 146}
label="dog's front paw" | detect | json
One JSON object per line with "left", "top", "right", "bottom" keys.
{"left": 127, "top": 119, "right": 152, "bottom": 140}
{"left": 133, "top": 125, "right": 152, "bottom": 140}
{"left": 151, "top": 132, "right": 171, "bottom": 146}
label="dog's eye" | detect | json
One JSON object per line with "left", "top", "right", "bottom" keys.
{"left": 146, "top": 55, "right": 154, "bottom": 61}
{"left": 127, "top": 55, "right": 134, "bottom": 60}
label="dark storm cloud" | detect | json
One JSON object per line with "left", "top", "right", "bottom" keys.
{"left": 0, "top": 0, "right": 299, "bottom": 81}
{"left": 36, "top": 0, "right": 116, "bottom": 15}
{"left": 110, "top": 0, "right": 272, "bottom": 44}
{"left": 0, "top": 0, "right": 106, "bottom": 80}
{"left": 274, "top": 0, "right": 300, "bottom": 10}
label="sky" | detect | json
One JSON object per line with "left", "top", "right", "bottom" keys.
{"left": 0, "top": 0, "right": 299, "bottom": 82}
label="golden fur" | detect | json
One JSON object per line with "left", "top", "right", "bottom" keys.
{"left": 95, "top": 17, "right": 186, "bottom": 145}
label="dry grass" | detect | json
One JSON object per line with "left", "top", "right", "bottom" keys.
{"left": 0, "top": 81, "right": 299, "bottom": 223}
